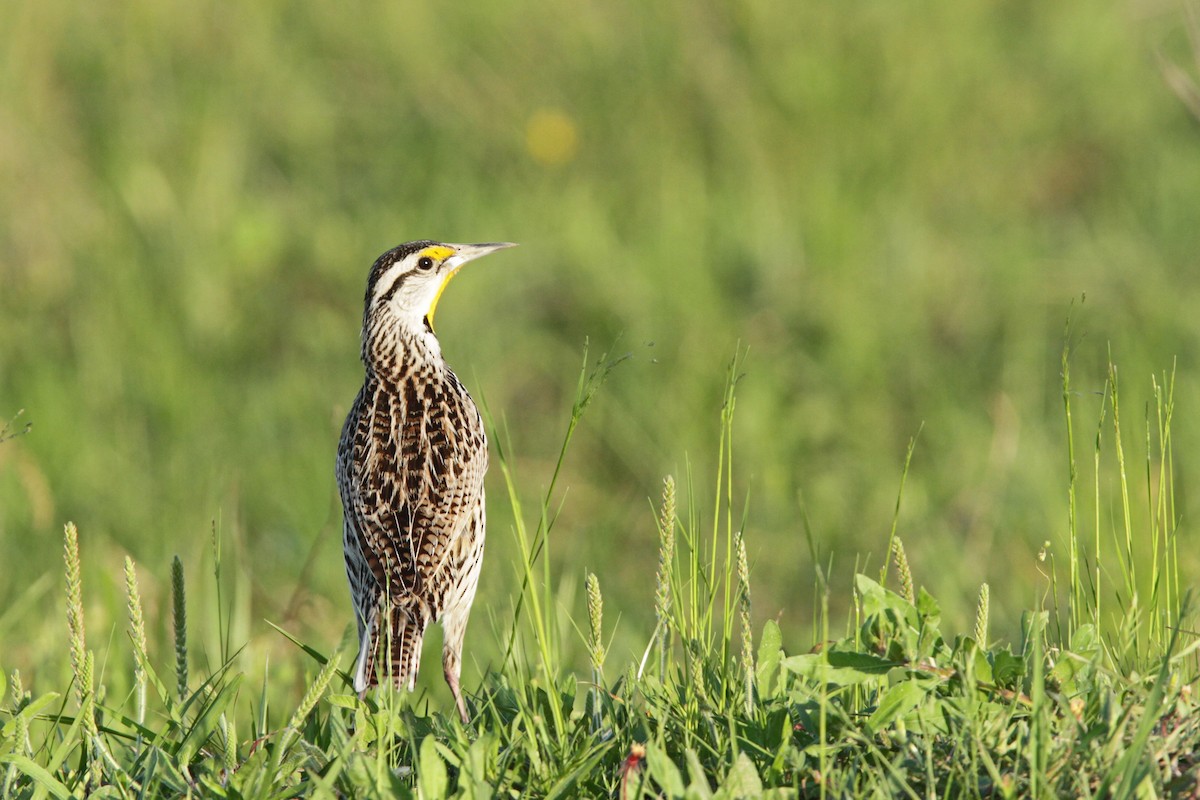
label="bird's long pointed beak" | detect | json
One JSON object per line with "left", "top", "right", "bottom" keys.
{"left": 445, "top": 241, "right": 518, "bottom": 270}
{"left": 428, "top": 242, "right": 518, "bottom": 331}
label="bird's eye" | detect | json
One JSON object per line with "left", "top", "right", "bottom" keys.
{"left": 417, "top": 256, "right": 435, "bottom": 271}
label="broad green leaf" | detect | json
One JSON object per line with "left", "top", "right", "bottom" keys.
{"left": 418, "top": 735, "right": 448, "bottom": 800}
{"left": 916, "top": 587, "right": 941, "bottom": 623}
{"left": 756, "top": 620, "right": 783, "bottom": 698}
{"left": 866, "top": 680, "right": 925, "bottom": 733}
{"left": 458, "top": 733, "right": 497, "bottom": 800}
{"left": 327, "top": 693, "right": 360, "bottom": 709}
{"left": 855, "top": 574, "right": 911, "bottom": 616}
{"left": 827, "top": 650, "right": 897, "bottom": 673}
{"left": 645, "top": 742, "right": 685, "bottom": 797}
{"left": 784, "top": 650, "right": 898, "bottom": 686}
{"left": 972, "top": 644, "right": 994, "bottom": 683}
{"left": 716, "top": 752, "right": 763, "bottom": 799}
{"left": 1051, "top": 643, "right": 1100, "bottom": 693}
{"left": 1070, "top": 624, "right": 1099, "bottom": 656}
{"left": 991, "top": 650, "right": 1024, "bottom": 689}
{"left": 684, "top": 748, "right": 714, "bottom": 800}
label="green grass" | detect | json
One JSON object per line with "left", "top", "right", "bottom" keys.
{"left": 4, "top": 0, "right": 1200, "bottom": 659}
{"left": 4, "top": 0, "right": 1200, "bottom": 794}
{"left": 2, "top": 351, "right": 1198, "bottom": 797}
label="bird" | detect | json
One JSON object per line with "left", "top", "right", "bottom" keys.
{"left": 336, "top": 239, "right": 514, "bottom": 723}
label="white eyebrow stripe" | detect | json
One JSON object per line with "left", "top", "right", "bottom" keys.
{"left": 374, "top": 264, "right": 411, "bottom": 304}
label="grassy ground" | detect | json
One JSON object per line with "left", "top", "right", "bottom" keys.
{"left": 3, "top": 0, "right": 1200, "bottom": 794}
{"left": 2, "top": 358, "right": 1197, "bottom": 796}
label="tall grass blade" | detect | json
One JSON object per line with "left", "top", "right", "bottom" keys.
{"left": 62, "top": 523, "right": 86, "bottom": 709}
{"left": 123, "top": 556, "right": 149, "bottom": 728}
{"left": 890, "top": 537, "right": 914, "bottom": 605}
{"left": 734, "top": 531, "right": 754, "bottom": 716}
{"left": 1098, "top": 592, "right": 1192, "bottom": 799}
{"left": 1107, "top": 356, "right": 1140, "bottom": 656}
{"left": 1061, "top": 324, "right": 1082, "bottom": 635}
{"left": 654, "top": 475, "right": 677, "bottom": 678}
{"left": 585, "top": 571, "right": 605, "bottom": 732}
{"left": 275, "top": 654, "right": 340, "bottom": 773}
{"left": 973, "top": 582, "right": 990, "bottom": 648}
{"left": 880, "top": 427, "right": 921, "bottom": 588}
{"left": 172, "top": 555, "right": 188, "bottom": 700}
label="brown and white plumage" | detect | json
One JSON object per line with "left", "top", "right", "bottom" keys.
{"left": 336, "top": 240, "right": 513, "bottom": 723}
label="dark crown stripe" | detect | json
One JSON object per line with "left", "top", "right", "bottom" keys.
{"left": 376, "top": 269, "right": 410, "bottom": 306}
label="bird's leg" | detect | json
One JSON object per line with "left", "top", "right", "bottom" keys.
{"left": 441, "top": 608, "right": 473, "bottom": 723}
{"left": 445, "top": 659, "right": 468, "bottom": 724}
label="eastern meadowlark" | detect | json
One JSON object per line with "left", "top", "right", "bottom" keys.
{"left": 336, "top": 240, "right": 514, "bottom": 723}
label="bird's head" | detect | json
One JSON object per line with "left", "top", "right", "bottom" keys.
{"left": 362, "top": 240, "right": 516, "bottom": 346}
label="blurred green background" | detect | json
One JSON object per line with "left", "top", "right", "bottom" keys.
{"left": 2, "top": 0, "right": 1199, "bottom": 694}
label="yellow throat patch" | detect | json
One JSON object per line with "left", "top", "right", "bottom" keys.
{"left": 423, "top": 246, "right": 459, "bottom": 331}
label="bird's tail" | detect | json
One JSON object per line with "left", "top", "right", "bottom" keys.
{"left": 353, "top": 602, "right": 428, "bottom": 694}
